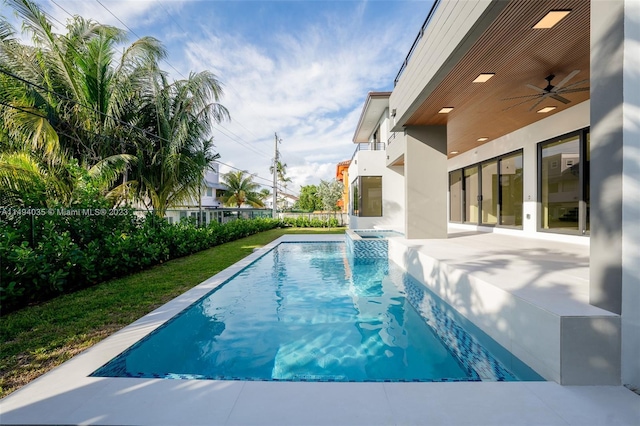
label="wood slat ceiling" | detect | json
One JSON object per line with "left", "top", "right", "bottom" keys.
{"left": 405, "top": 0, "right": 590, "bottom": 157}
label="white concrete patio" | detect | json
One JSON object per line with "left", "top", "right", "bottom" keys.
{"left": 1, "top": 233, "right": 638, "bottom": 425}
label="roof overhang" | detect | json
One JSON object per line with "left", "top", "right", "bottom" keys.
{"left": 391, "top": 0, "right": 590, "bottom": 157}
{"left": 352, "top": 92, "right": 391, "bottom": 143}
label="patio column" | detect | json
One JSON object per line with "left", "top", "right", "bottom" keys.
{"left": 403, "top": 125, "right": 448, "bottom": 239}
{"left": 590, "top": 0, "right": 640, "bottom": 387}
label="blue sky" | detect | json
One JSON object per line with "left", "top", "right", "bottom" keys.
{"left": 4, "top": 0, "right": 434, "bottom": 193}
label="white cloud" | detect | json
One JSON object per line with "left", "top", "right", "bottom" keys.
{"left": 183, "top": 6, "right": 413, "bottom": 192}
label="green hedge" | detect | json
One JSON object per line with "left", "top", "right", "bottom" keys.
{"left": 0, "top": 208, "right": 282, "bottom": 314}
{"left": 281, "top": 216, "right": 339, "bottom": 228}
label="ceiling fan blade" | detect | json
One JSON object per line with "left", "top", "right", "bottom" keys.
{"left": 559, "top": 87, "right": 590, "bottom": 94}
{"left": 501, "top": 93, "right": 543, "bottom": 101}
{"left": 528, "top": 97, "right": 546, "bottom": 112}
{"left": 551, "top": 94, "right": 571, "bottom": 104}
{"left": 502, "top": 97, "right": 540, "bottom": 111}
{"left": 553, "top": 70, "right": 580, "bottom": 91}
{"left": 560, "top": 79, "right": 589, "bottom": 90}
{"left": 526, "top": 83, "right": 547, "bottom": 93}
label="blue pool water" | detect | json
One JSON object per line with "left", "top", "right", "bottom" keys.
{"left": 92, "top": 242, "right": 542, "bottom": 382}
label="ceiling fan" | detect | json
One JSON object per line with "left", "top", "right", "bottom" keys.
{"left": 502, "top": 70, "right": 589, "bottom": 111}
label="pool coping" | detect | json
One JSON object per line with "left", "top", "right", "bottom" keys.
{"left": 1, "top": 234, "right": 638, "bottom": 425}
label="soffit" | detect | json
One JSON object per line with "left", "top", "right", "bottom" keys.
{"left": 403, "top": 0, "right": 590, "bottom": 157}
{"left": 353, "top": 92, "right": 391, "bottom": 143}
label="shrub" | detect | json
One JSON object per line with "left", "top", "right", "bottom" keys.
{"left": 0, "top": 212, "right": 282, "bottom": 314}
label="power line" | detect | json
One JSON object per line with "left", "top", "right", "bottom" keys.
{"left": 152, "top": 0, "right": 268, "bottom": 144}
{"left": 49, "top": 0, "right": 74, "bottom": 22}
{"left": 91, "top": 0, "right": 271, "bottom": 159}
{"left": 48, "top": 1, "right": 264, "bottom": 159}
{"left": 9, "top": 2, "right": 283, "bottom": 186}
{"left": 213, "top": 126, "right": 271, "bottom": 158}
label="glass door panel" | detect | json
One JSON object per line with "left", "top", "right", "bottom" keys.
{"left": 540, "top": 135, "right": 580, "bottom": 230}
{"left": 449, "top": 170, "right": 463, "bottom": 222}
{"left": 464, "top": 167, "right": 479, "bottom": 223}
{"left": 585, "top": 132, "right": 590, "bottom": 232}
{"left": 481, "top": 160, "right": 498, "bottom": 225}
{"left": 499, "top": 153, "right": 523, "bottom": 226}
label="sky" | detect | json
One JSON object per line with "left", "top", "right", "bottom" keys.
{"left": 3, "top": 0, "right": 434, "bottom": 195}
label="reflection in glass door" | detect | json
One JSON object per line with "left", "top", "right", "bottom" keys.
{"left": 540, "top": 135, "right": 581, "bottom": 231}
{"left": 481, "top": 160, "right": 498, "bottom": 225}
{"left": 464, "top": 167, "right": 479, "bottom": 223}
{"left": 499, "top": 153, "right": 523, "bottom": 226}
{"left": 449, "top": 170, "right": 462, "bottom": 222}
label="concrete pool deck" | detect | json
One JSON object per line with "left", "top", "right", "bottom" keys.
{"left": 1, "top": 233, "right": 638, "bottom": 425}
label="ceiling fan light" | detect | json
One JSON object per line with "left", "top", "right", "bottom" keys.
{"left": 473, "top": 73, "right": 495, "bottom": 83}
{"left": 439, "top": 107, "right": 454, "bottom": 114}
{"left": 537, "top": 106, "right": 557, "bottom": 113}
{"left": 533, "top": 10, "right": 571, "bottom": 29}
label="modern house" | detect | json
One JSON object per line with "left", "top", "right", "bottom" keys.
{"left": 264, "top": 192, "right": 299, "bottom": 211}
{"left": 335, "top": 160, "right": 351, "bottom": 213}
{"left": 163, "top": 162, "right": 227, "bottom": 225}
{"left": 348, "top": 0, "right": 638, "bottom": 388}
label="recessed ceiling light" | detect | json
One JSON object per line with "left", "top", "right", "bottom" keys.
{"left": 537, "top": 106, "right": 557, "bottom": 113}
{"left": 477, "top": 137, "right": 489, "bottom": 142}
{"left": 533, "top": 10, "right": 571, "bottom": 29}
{"left": 473, "top": 73, "right": 495, "bottom": 83}
{"left": 438, "top": 107, "right": 454, "bottom": 114}
{"left": 450, "top": 151, "right": 459, "bottom": 155}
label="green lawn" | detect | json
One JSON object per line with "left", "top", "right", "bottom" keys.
{"left": 0, "top": 227, "right": 344, "bottom": 398}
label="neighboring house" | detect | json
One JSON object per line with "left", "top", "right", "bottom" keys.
{"left": 164, "top": 162, "right": 228, "bottom": 225}
{"left": 335, "top": 160, "right": 351, "bottom": 213}
{"left": 348, "top": 0, "right": 638, "bottom": 388}
{"left": 349, "top": 92, "right": 404, "bottom": 232}
{"left": 265, "top": 192, "right": 299, "bottom": 211}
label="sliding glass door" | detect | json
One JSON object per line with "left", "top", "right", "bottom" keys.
{"left": 450, "top": 150, "right": 523, "bottom": 228}
{"left": 539, "top": 129, "right": 589, "bottom": 234}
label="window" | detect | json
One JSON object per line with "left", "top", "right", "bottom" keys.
{"left": 538, "top": 129, "right": 589, "bottom": 234}
{"left": 351, "top": 178, "right": 359, "bottom": 216}
{"left": 206, "top": 187, "right": 213, "bottom": 197}
{"left": 449, "top": 150, "right": 523, "bottom": 227}
{"left": 351, "top": 176, "right": 382, "bottom": 217}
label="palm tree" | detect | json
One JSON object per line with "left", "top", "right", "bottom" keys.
{"left": 258, "top": 188, "right": 272, "bottom": 204}
{"left": 0, "top": 0, "right": 163, "bottom": 206}
{"left": 129, "top": 71, "right": 229, "bottom": 217}
{"left": 2, "top": 0, "right": 166, "bottom": 162}
{"left": 220, "top": 170, "right": 265, "bottom": 208}
{"left": 269, "top": 160, "right": 291, "bottom": 192}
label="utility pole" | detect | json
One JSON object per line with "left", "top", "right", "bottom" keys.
{"left": 272, "top": 132, "right": 280, "bottom": 219}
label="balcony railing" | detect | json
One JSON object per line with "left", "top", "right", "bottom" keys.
{"left": 387, "top": 132, "right": 399, "bottom": 146}
{"left": 350, "top": 142, "right": 386, "bottom": 162}
{"left": 394, "top": 0, "right": 442, "bottom": 87}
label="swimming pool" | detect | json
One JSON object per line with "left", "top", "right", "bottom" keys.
{"left": 92, "top": 242, "right": 541, "bottom": 382}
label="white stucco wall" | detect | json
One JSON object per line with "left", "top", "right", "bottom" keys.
{"left": 447, "top": 100, "right": 591, "bottom": 245}
{"left": 348, "top": 150, "right": 405, "bottom": 232}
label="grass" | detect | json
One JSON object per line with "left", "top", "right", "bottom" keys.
{"left": 0, "top": 227, "right": 344, "bottom": 398}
